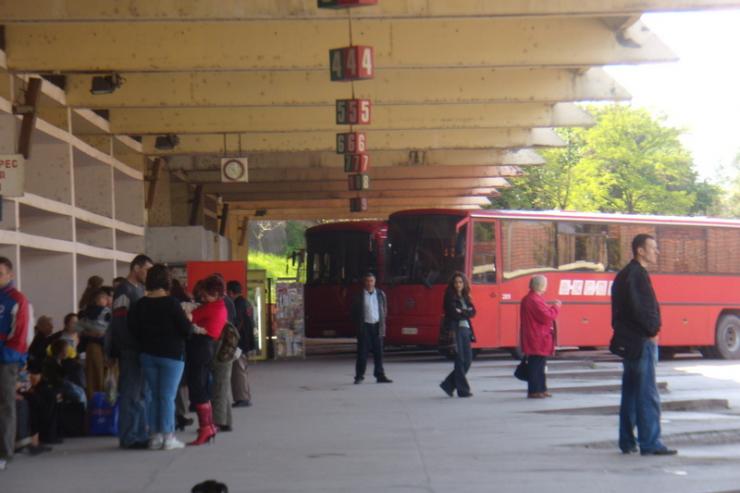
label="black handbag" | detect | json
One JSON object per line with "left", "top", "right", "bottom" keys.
{"left": 514, "top": 357, "right": 529, "bottom": 381}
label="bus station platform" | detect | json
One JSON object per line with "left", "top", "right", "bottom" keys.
{"left": 4, "top": 350, "right": 740, "bottom": 493}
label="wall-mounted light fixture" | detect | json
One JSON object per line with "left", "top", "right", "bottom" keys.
{"left": 90, "top": 73, "right": 124, "bottom": 95}
{"left": 154, "top": 134, "right": 180, "bottom": 150}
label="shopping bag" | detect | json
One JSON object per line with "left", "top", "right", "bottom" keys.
{"left": 89, "top": 391, "right": 119, "bottom": 436}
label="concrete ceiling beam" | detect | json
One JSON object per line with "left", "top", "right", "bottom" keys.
{"left": 4, "top": 18, "right": 674, "bottom": 72}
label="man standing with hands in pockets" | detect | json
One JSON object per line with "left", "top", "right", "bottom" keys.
{"left": 352, "top": 273, "right": 392, "bottom": 385}
{"left": 611, "top": 234, "right": 677, "bottom": 456}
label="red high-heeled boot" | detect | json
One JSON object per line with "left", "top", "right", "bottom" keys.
{"left": 188, "top": 402, "right": 216, "bottom": 446}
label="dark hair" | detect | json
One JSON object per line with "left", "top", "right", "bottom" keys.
{"left": 226, "top": 281, "right": 242, "bottom": 295}
{"left": 113, "top": 276, "right": 127, "bottom": 285}
{"left": 0, "top": 257, "right": 13, "bottom": 271}
{"left": 631, "top": 234, "right": 655, "bottom": 258}
{"left": 446, "top": 271, "right": 471, "bottom": 299}
{"left": 170, "top": 278, "right": 192, "bottom": 303}
{"left": 63, "top": 313, "right": 78, "bottom": 328}
{"left": 50, "top": 338, "right": 69, "bottom": 359}
{"left": 145, "top": 264, "right": 171, "bottom": 292}
{"left": 78, "top": 275, "right": 105, "bottom": 310}
{"left": 363, "top": 272, "right": 376, "bottom": 279}
{"left": 200, "top": 275, "right": 225, "bottom": 298}
{"left": 130, "top": 254, "right": 153, "bottom": 272}
{"left": 100, "top": 286, "right": 114, "bottom": 297}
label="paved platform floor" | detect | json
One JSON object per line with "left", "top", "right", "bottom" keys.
{"left": 4, "top": 350, "right": 740, "bottom": 492}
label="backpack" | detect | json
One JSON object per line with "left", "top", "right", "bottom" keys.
{"left": 214, "top": 321, "right": 240, "bottom": 363}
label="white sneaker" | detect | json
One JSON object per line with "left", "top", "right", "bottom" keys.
{"left": 162, "top": 435, "right": 185, "bottom": 450}
{"left": 0, "top": 459, "right": 7, "bottom": 471}
{"left": 148, "top": 434, "right": 164, "bottom": 450}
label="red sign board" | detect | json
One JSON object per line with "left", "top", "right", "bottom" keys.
{"left": 336, "top": 132, "right": 367, "bottom": 154}
{"left": 344, "top": 153, "right": 370, "bottom": 173}
{"left": 336, "top": 99, "right": 372, "bottom": 125}
{"left": 319, "top": 0, "right": 378, "bottom": 8}
{"left": 348, "top": 173, "right": 370, "bottom": 191}
{"left": 329, "top": 46, "right": 374, "bottom": 81}
{"left": 349, "top": 197, "right": 368, "bottom": 212}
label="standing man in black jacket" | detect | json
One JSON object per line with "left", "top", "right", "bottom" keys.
{"left": 611, "top": 234, "right": 677, "bottom": 456}
{"left": 351, "top": 273, "right": 392, "bottom": 384}
{"left": 227, "top": 281, "right": 254, "bottom": 407}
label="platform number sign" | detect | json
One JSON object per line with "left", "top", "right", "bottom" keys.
{"left": 336, "top": 132, "right": 367, "bottom": 154}
{"left": 344, "top": 153, "right": 370, "bottom": 173}
{"left": 318, "top": 0, "right": 378, "bottom": 8}
{"left": 336, "top": 99, "right": 372, "bottom": 125}
{"left": 330, "top": 46, "right": 374, "bottom": 81}
{"left": 349, "top": 197, "right": 368, "bottom": 212}
{"left": 348, "top": 173, "right": 370, "bottom": 191}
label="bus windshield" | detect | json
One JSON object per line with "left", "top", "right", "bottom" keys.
{"left": 386, "top": 214, "right": 466, "bottom": 285}
{"left": 307, "top": 231, "right": 377, "bottom": 284}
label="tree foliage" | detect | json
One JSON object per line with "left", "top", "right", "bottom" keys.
{"left": 492, "top": 105, "right": 723, "bottom": 216}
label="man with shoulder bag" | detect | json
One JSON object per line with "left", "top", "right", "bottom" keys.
{"left": 610, "top": 234, "right": 677, "bottom": 456}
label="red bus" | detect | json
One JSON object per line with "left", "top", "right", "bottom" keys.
{"left": 384, "top": 209, "right": 740, "bottom": 358}
{"left": 305, "top": 221, "right": 387, "bottom": 338}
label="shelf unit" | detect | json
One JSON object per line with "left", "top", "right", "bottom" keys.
{"left": 0, "top": 71, "right": 147, "bottom": 326}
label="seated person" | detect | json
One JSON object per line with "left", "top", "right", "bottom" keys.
{"left": 42, "top": 339, "right": 87, "bottom": 408}
{"left": 15, "top": 366, "right": 52, "bottom": 456}
{"left": 27, "top": 315, "right": 55, "bottom": 373}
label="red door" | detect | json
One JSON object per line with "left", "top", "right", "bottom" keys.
{"left": 468, "top": 220, "right": 501, "bottom": 349}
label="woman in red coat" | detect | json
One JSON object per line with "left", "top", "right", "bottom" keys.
{"left": 521, "top": 275, "right": 562, "bottom": 399}
{"left": 186, "top": 275, "right": 227, "bottom": 445}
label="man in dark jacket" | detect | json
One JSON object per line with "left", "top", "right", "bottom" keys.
{"left": 351, "top": 273, "right": 392, "bottom": 384}
{"left": 611, "top": 234, "right": 677, "bottom": 456}
{"left": 227, "top": 281, "right": 254, "bottom": 407}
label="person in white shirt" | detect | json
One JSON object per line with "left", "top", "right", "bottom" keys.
{"left": 351, "top": 273, "right": 392, "bottom": 384}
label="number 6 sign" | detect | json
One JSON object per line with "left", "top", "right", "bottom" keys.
{"left": 336, "top": 132, "right": 367, "bottom": 154}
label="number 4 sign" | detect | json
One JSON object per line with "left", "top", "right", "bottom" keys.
{"left": 329, "top": 46, "right": 374, "bottom": 81}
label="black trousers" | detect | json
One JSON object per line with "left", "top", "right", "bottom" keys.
{"left": 355, "top": 323, "right": 385, "bottom": 379}
{"left": 186, "top": 335, "right": 215, "bottom": 405}
{"left": 527, "top": 355, "right": 547, "bottom": 394}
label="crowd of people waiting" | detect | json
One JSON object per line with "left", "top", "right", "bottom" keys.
{"left": 0, "top": 254, "right": 257, "bottom": 471}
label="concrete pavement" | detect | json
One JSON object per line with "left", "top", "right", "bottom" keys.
{"left": 4, "top": 350, "right": 740, "bottom": 492}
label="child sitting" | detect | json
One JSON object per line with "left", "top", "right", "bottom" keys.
{"left": 78, "top": 288, "right": 112, "bottom": 400}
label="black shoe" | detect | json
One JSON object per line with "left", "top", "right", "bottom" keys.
{"left": 216, "top": 425, "right": 232, "bottom": 432}
{"left": 641, "top": 448, "right": 677, "bottom": 456}
{"left": 232, "top": 400, "right": 252, "bottom": 408}
{"left": 439, "top": 383, "right": 454, "bottom": 397}
{"left": 354, "top": 376, "right": 364, "bottom": 384}
{"left": 122, "top": 440, "right": 149, "bottom": 450}
{"left": 26, "top": 444, "right": 53, "bottom": 456}
{"left": 376, "top": 376, "right": 393, "bottom": 383}
{"left": 175, "top": 414, "right": 194, "bottom": 431}
{"left": 621, "top": 447, "right": 638, "bottom": 455}
{"left": 457, "top": 392, "right": 473, "bottom": 398}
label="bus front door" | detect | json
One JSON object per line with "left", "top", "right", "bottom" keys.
{"left": 469, "top": 220, "right": 501, "bottom": 349}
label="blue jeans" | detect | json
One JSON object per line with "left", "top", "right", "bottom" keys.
{"left": 619, "top": 339, "right": 665, "bottom": 453}
{"left": 140, "top": 353, "right": 185, "bottom": 435}
{"left": 442, "top": 326, "right": 473, "bottom": 395}
{"left": 118, "top": 351, "right": 150, "bottom": 446}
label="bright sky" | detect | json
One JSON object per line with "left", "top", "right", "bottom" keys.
{"left": 605, "top": 9, "right": 740, "bottom": 182}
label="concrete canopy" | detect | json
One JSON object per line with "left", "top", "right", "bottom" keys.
{"left": 2, "top": 0, "right": 738, "bottom": 220}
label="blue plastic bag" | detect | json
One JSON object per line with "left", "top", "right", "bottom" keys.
{"left": 89, "top": 391, "right": 119, "bottom": 436}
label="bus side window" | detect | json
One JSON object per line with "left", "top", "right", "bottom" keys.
{"left": 472, "top": 221, "right": 497, "bottom": 284}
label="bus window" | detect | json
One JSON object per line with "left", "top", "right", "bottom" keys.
{"left": 387, "top": 214, "right": 466, "bottom": 284}
{"left": 502, "top": 220, "right": 556, "bottom": 279}
{"left": 472, "top": 221, "right": 497, "bottom": 284}
{"left": 707, "top": 227, "right": 740, "bottom": 274}
{"left": 657, "top": 226, "right": 707, "bottom": 273}
{"left": 556, "top": 223, "right": 609, "bottom": 272}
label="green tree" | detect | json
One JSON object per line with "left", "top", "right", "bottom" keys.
{"left": 718, "top": 151, "right": 740, "bottom": 218}
{"left": 493, "top": 104, "right": 722, "bottom": 216}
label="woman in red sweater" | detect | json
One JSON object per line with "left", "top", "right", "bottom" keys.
{"left": 186, "top": 275, "right": 227, "bottom": 446}
{"left": 520, "top": 275, "right": 562, "bottom": 399}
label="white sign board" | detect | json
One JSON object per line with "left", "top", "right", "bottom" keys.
{"left": 221, "top": 157, "right": 248, "bottom": 183}
{"left": 0, "top": 154, "right": 25, "bottom": 197}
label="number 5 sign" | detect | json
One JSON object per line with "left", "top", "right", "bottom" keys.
{"left": 336, "top": 99, "right": 372, "bottom": 125}
{"left": 329, "top": 46, "right": 374, "bottom": 81}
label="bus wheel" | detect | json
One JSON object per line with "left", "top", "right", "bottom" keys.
{"left": 715, "top": 314, "right": 740, "bottom": 360}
